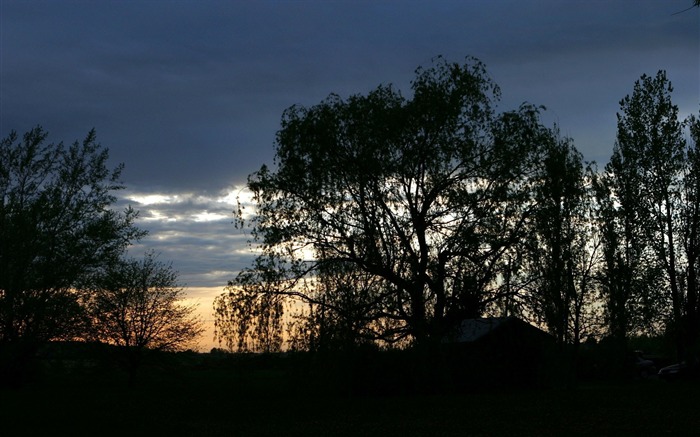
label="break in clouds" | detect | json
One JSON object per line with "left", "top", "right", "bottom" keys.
{"left": 116, "top": 186, "right": 257, "bottom": 289}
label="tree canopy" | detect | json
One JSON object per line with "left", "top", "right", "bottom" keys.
{"left": 0, "top": 127, "right": 144, "bottom": 346}
{"left": 594, "top": 71, "right": 700, "bottom": 362}
{"left": 217, "top": 59, "right": 700, "bottom": 365}
{"left": 219, "top": 57, "right": 565, "bottom": 347}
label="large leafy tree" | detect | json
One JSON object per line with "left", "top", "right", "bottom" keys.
{"left": 222, "top": 57, "right": 550, "bottom": 347}
{"left": 0, "top": 127, "right": 143, "bottom": 347}
{"left": 285, "top": 260, "right": 395, "bottom": 352}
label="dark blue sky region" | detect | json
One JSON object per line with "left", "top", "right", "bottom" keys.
{"left": 1, "top": 0, "right": 698, "bottom": 296}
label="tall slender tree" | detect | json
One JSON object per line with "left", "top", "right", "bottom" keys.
{"left": 620, "top": 72, "right": 687, "bottom": 357}
{"left": 679, "top": 113, "right": 700, "bottom": 358}
{"left": 596, "top": 83, "right": 665, "bottom": 346}
{"left": 599, "top": 71, "right": 697, "bottom": 361}
{"left": 526, "top": 132, "right": 600, "bottom": 347}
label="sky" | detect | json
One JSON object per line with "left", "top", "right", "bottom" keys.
{"left": 1, "top": 0, "right": 698, "bottom": 350}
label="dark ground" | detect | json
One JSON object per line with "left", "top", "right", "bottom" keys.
{"left": 1, "top": 352, "right": 698, "bottom": 436}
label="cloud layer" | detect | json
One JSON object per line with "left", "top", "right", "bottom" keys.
{"left": 2, "top": 0, "right": 698, "bottom": 298}
{"left": 118, "top": 186, "right": 256, "bottom": 289}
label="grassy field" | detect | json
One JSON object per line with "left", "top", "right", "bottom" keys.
{"left": 2, "top": 356, "right": 699, "bottom": 436}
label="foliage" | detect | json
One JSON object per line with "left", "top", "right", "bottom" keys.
{"left": 0, "top": 126, "right": 144, "bottom": 348}
{"left": 596, "top": 71, "right": 700, "bottom": 362}
{"left": 84, "top": 252, "right": 203, "bottom": 378}
{"left": 219, "top": 57, "right": 555, "bottom": 348}
{"left": 595, "top": 73, "right": 676, "bottom": 341}
{"left": 86, "top": 252, "right": 203, "bottom": 351}
{"left": 525, "top": 131, "right": 601, "bottom": 346}
{"left": 286, "top": 260, "right": 401, "bottom": 352}
{"left": 216, "top": 59, "right": 699, "bottom": 359}
{"left": 679, "top": 112, "right": 700, "bottom": 356}
{"left": 213, "top": 260, "right": 284, "bottom": 353}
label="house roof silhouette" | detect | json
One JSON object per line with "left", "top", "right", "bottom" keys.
{"left": 450, "top": 316, "right": 551, "bottom": 344}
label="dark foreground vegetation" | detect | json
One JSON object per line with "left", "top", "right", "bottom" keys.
{"left": 2, "top": 347, "right": 700, "bottom": 436}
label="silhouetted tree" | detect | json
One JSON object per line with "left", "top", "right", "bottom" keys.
{"left": 85, "top": 252, "right": 203, "bottom": 380}
{"left": 596, "top": 72, "right": 700, "bottom": 364}
{"left": 213, "top": 257, "right": 284, "bottom": 353}
{"left": 595, "top": 100, "right": 663, "bottom": 347}
{"left": 526, "top": 132, "right": 601, "bottom": 348}
{"left": 681, "top": 113, "right": 700, "bottom": 359}
{"left": 215, "top": 257, "right": 403, "bottom": 353}
{"left": 288, "top": 260, "right": 397, "bottom": 352}
{"left": 620, "top": 72, "right": 687, "bottom": 358}
{"left": 225, "top": 57, "right": 550, "bottom": 347}
{"left": 0, "top": 126, "right": 143, "bottom": 382}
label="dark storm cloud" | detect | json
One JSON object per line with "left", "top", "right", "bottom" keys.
{"left": 3, "top": 1, "right": 697, "bottom": 185}
{"left": 2, "top": 1, "right": 423, "bottom": 190}
{"left": 2, "top": 0, "right": 698, "bottom": 289}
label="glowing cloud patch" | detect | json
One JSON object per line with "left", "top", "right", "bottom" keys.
{"left": 217, "top": 186, "right": 254, "bottom": 206}
{"left": 142, "top": 210, "right": 178, "bottom": 222}
{"left": 128, "top": 194, "right": 179, "bottom": 206}
{"left": 192, "top": 211, "right": 229, "bottom": 222}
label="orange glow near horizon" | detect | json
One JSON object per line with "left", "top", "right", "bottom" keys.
{"left": 184, "top": 286, "right": 224, "bottom": 352}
